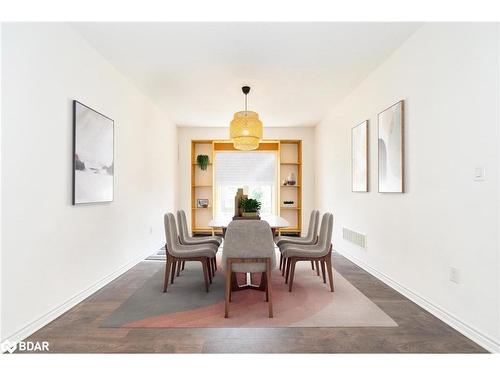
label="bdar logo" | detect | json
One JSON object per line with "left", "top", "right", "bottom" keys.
{"left": 1, "top": 340, "right": 49, "bottom": 353}
{"left": 1, "top": 340, "right": 17, "bottom": 354}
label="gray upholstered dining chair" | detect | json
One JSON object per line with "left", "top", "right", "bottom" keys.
{"left": 222, "top": 220, "right": 276, "bottom": 318}
{"left": 275, "top": 210, "right": 319, "bottom": 272}
{"left": 275, "top": 210, "right": 319, "bottom": 247}
{"left": 176, "top": 209, "right": 222, "bottom": 276}
{"left": 282, "top": 213, "right": 334, "bottom": 292}
{"left": 177, "top": 210, "right": 222, "bottom": 246}
{"left": 163, "top": 213, "right": 217, "bottom": 293}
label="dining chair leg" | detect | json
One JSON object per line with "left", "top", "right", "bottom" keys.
{"left": 170, "top": 260, "right": 177, "bottom": 284}
{"left": 201, "top": 258, "right": 210, "bottom": 293}
{"left": 288, "top": 259, "right": 297, "bottom": 292}
{"left": 320, "top": 260, "right": 326, "bottom": 283}
{"left": 315, "top": 260, "right": 320, "bottom": 276}
{"left": 282, "top": 258, "right": 287, "bottom": 277}
{"left": 264, "top": 272, "right": 269, "bottom": 302}
{"left": 325, "top": 255, "right": 334, "bottom": 292}
{"left": 266, "top": 259, "right": 273, "bottom": 318}
{"left": 214, "top": 257, "right": 217, "bottom": 271}
{"left": 224, "top": 260, "right": 232, "bottom": 318}
{"left": 208, "top": 258, "right": 213, "bottom": 279}
{"left": 163, "top": 254, "right": 172, "bottom": 292}
{"left": 207, "top": 259, "right": 213, "bottom": 284}
{"left": 229, "top": 273, "right": 234, "bottom": 302}
{"left": 285, "top": 257, "right": 292, "bottom": 284}
{"left": 176, "top": 260, "right": 181, "bottom": 277}
{"left": 279, "top": 253, "right": 283, "bottom": 271}
{"left": 311, "top": 260, "right": 315, "bottom": 270}
{"left": 181, "top": 261, "right": 185, "bottom": 271}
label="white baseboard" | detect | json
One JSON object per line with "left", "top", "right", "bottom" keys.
{"left": 337, "top": 249, "right": 500, "bottom": 353}
{"left": 2, "top": 248, "right": 155, "bottom": 346}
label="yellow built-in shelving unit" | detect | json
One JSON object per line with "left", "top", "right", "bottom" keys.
{"left": 191, "top": 139, "right": 302, "bottom": 235}
{"left": 191, "top": 140, "right": 215, "bottom": 234}
{"left": 278, "top": 140, "right": 302, "bottom": 235}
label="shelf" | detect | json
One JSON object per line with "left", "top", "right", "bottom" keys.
{"left": 192, "top": 207, "right": 212, "bottom": 210}
{"left": 280, "top": 206, "right": 301, "bottom": 210}
{"left": 280, "top": 162, "right": 300, "bottom": 165}
{"left": 281, "top": 185, "right": 301, "bottom": 187}
{"left": 192, "top": 163, "right": 213, "bottom": 166}
{"left": 193, "top": 185, "right": 213, "bottom": 188}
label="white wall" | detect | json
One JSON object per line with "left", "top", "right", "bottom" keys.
{"left": 177, "top": 127, "right": 315, "bottom": 234}
{"left": 1, "top": 23, "right": 177, "bottom": 340}
{"left": 315, "top": 23, "right": 500, "bottom": 351}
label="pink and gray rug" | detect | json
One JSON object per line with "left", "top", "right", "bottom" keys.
{"left": 102, "top": 253, "right": 397, "bottom": 328}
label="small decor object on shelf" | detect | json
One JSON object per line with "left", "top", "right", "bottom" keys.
{"left": 286, "top": 172, "right": 296, "bottom": 186}
{"left": 196, "top": 154, "right": 210, "bottom": 171}
{"left": 197, "top": 199, "right": 209, "bottom": 208}
{"left": 234, "top": 188, "right": 246, "bottom": 217}
{"left": 283, "top": 200, "right": 295, "bottom": 207}
{"left": 240, "top": 197, "right": 261, "bottom": 217}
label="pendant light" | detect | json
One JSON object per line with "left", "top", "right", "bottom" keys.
{"left": 229, "top": 86, "right": 263, "bottom": 151}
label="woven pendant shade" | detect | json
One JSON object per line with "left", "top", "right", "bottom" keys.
{"left": 229, "top": 86, "right": 263, "bottom": 150}
{"left": 230, "top": 110, "right": 263, "bottom": 150}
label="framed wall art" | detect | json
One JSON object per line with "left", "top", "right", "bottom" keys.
{"left": 378, "top": 100, "right": 404, "bottom": 193}
{"left": 73, "top": 100, "right": 114, "bottom": 204}
{"left": 352, "top": 120, "right": 368, "bottom": 192}
{"left": 197, "top": 199, "right": 209, "bottom": 208}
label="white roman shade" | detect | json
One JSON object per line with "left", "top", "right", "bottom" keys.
{"left": 215, "top": 152, "right": 276, "bottom": 185}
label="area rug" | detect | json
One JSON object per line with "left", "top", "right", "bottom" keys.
{"left": 145, "top": 248, "right": 166, "bottom": 261}
{"left": 102, "top": 252, "right": 397, "bottom": 328}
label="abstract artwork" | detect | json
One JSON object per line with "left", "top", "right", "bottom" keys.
{"left": 73, "top": 101, "right": 114, "bottom": 204}
{"left": 352, "top": 120, "right": 368, "bottom": 192}
{"left": 378, "top": 100, "right": 404, "bottom": 193}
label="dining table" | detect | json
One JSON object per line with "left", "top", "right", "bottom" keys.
{"left": 208, "top": 214, "right": 290, "bottom": 236}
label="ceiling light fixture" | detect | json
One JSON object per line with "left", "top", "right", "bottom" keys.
{"left": 229, "top": 86, "right": 263, "bottom": 151}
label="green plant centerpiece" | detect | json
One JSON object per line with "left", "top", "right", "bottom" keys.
{"left": 196, "top": 154, "right": 209, "bottom": 171}
{"left": 240, "top": 197, "right": 261, "bottom": 217}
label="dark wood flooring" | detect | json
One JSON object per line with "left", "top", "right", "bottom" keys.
{"left": 24, "top": 253, "right": 488, "bottom": 353}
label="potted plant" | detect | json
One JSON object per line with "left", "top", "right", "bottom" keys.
{"left": 240, "top": 198, "right": 261, "bottom": 217}
{"left": 196, "top": 154, "right": 209, "bottom": 171}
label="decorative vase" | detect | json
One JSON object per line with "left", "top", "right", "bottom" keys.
{"left": 287, "top": 172, "right": 296, "bottom": 185}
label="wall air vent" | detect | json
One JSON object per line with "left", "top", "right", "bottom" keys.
{"left": 342, "top": 227, "right": 366, "bottom": 248}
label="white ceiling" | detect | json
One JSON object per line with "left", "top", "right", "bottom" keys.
{"left": 72, "top": 22, "right": 421, "bottom": 127}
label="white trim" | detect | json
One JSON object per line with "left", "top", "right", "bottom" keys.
{"left": 336, "top": 248, "right": 500, "bottom": 353}
{"left": 2, "top": 248, "right": 154, "bottom": 346}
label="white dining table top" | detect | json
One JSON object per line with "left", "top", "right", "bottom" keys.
{"left": 208, "top": 214, "right": 290, "bottom": 229}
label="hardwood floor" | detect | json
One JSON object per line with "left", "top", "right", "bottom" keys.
{"left": 24, "top": 253, "right": 488, "bottom": 353}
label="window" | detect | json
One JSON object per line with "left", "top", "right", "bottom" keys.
{"left": 214, "top": 151, "right": 277, "bottom": 218}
